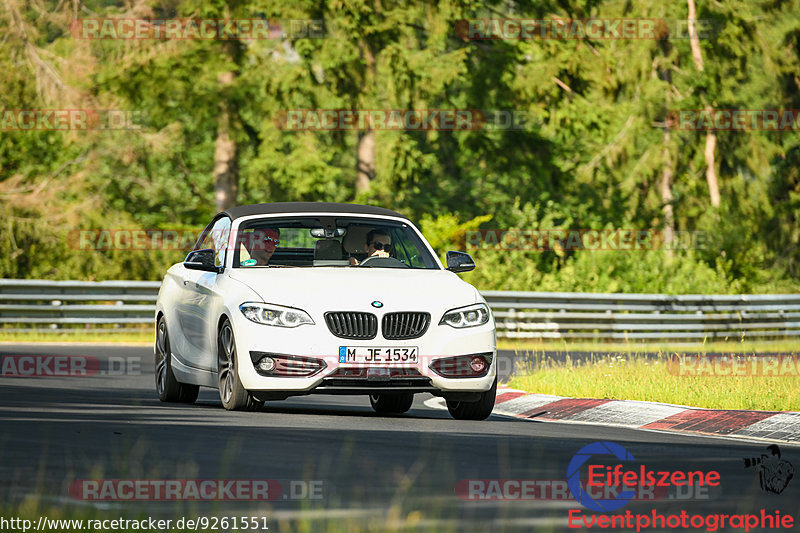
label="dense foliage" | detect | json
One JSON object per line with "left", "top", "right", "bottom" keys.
{"left": 1, "top": 0, "right": 799, "bottom": 293}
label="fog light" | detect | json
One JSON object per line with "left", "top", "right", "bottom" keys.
{"left": 258, "top": 356, "right": 276, "bottom": 372}
{"left": 430, "top": 354, "right": 492, "bottom": 377}
{"left": 470, "top": 356, "right": 487, "bottom": 373}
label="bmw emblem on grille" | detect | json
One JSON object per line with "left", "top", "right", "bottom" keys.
{"left": 371, "top": 301, "right": 384, "bottom": 308}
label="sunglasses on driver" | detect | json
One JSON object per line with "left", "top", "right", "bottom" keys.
{"left": 370, "top": 242, "right": 392, "bottom": 252}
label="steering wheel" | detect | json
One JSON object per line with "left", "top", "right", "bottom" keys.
{"left": 358, "top": 255, "right": 409, "bottom": 268}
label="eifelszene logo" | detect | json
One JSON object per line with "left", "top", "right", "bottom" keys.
{"left": 567, "top": 441, "right": 721, "bottom": 512}
{"left": 566, "top": 441, "right": 796, "bottom": 531}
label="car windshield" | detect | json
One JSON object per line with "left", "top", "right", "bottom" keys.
{"left": 232, "top": 216, "right": 440, "bottom": 269}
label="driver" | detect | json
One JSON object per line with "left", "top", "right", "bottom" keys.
{"left": 350, "top": 229, "right": 392, "bottom": 265}
{"left": 241, "top": 228, "right": 280, "bottom": 266}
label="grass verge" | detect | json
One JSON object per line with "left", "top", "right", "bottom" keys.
{"left": 507, "top": 351, "right": 800, "bottom": 412}
{"left": 0, "top": 330, "right": 153, "bottom": 344}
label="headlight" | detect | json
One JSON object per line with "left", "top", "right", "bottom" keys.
{"left": 439, "top": 303, "right": 490, "bottom": 328}
{"left": 239, "top": 302, "right": 314, "bottom": 328}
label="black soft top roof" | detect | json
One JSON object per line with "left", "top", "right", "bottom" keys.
{"left": 222, "top": 202, "right": 408, "bottom": 221}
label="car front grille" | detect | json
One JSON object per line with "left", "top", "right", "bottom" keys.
{"left": 382, "top": 312, "right": 431, "bottom": 340}
{"left": 319, "top": 376, "right": 434, "bottom": 390}
{"left": 325, "top": 311, "right": 378, "bottom": 340}
{"left": 326, "top": 367, "right": 424, "bottom": 378}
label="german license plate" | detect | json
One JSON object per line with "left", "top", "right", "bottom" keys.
{"left": 338, "top": 346, "right": 419, "bottom": 364}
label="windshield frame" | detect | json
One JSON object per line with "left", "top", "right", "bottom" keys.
{"left": 228, "top": 213, "right": 443, "bottom": 270}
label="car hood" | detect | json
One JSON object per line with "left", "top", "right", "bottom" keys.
{"left": 227, "top": 267, "right": 481, "bottom": 313}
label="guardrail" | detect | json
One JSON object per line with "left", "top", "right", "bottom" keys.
{"left": 0, "top": 279, "right": 159, "bottom": 332}
{"left": 2, "top": 280, "right": 799, "bottom": 340}
{"left": 483, "top": 291, "right": 800, "bottom": 340}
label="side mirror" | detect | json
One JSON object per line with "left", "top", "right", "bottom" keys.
{"left": 445, "top": 251, "right": 476, "bottom": 273}
{"left": 184, "top": 248, "right": 221, "bottom": 273}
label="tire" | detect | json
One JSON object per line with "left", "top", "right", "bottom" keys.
{"left": 369, "top": 393, "right": 414, "bottom": 414}
{"left": 217, "top": 319, "right": 264, "bottom": 411}
{"left": 446, "top": 378, "right": 497, "bottom": 420}
{"left": 155, "top": 316, "right": 199, "bottom": 404}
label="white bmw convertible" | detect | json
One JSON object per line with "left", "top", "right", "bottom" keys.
{"left": 154, "top": 202, "right": 497, "bottom": 420}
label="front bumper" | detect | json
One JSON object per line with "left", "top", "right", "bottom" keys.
{"left": 230, "top": 309, "right": 497, "bottom": 397}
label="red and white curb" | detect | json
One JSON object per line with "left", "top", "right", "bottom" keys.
{"left": 425, "top": 388, "right": 800, "bottom": 444}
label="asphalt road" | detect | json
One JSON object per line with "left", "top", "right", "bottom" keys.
{"left": 0, "top": 344, "right": 797, "bottom": 532}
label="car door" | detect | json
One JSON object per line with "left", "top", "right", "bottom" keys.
{"left": 173, "top": 216, "right": 231, "bottom": 371}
